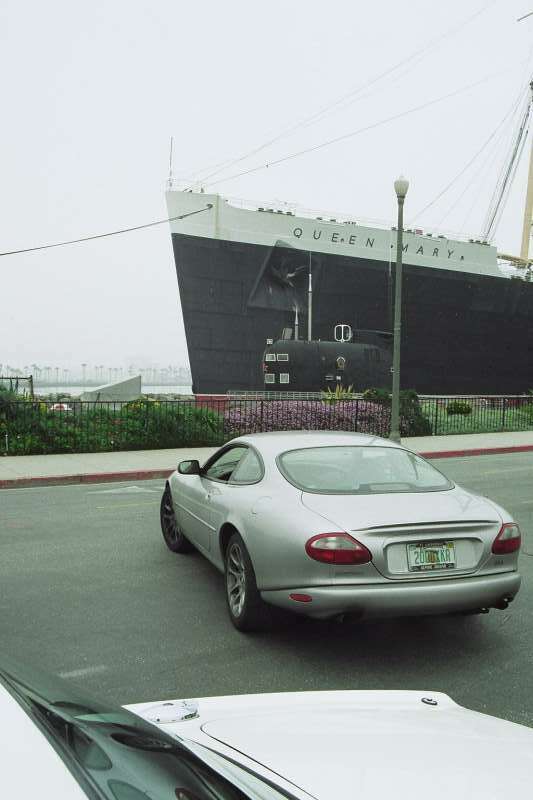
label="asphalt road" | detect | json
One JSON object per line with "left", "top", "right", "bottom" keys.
{"left": 2, "top": 451, "right": 533, "bottom": 728}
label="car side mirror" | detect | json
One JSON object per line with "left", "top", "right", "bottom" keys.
{"left": 178, "top": 459, "right": 201, "bottom": 475}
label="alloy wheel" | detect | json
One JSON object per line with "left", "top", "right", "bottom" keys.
{"left": 161, "top": 493, "right": 179, "bottom": 547}
{"left": 226, "top": 542, "right": 246, "bottom": 618}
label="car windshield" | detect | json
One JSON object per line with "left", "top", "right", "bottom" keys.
{"left": 0, "top": 657, "right": 293, "bottom": 800}
{"left": 277, "top": 445, "right": 453, "bottom": 494}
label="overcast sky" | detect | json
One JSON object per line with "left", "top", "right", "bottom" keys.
{"left": 1, "top": 0, "right": 532, "bottom": 374}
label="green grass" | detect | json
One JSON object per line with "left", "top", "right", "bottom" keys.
{"left": 422, "top": 401, "right": 533, "bottom": 435}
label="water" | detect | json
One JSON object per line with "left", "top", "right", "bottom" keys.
{"left": 33, "top": 385, "right": 193, "bottom": 396}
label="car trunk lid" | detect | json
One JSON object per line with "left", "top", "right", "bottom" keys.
{"left": 301, "top": 488, "right": 501, "bottom": 580}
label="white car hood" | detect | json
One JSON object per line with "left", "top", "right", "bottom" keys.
{"left": 301, "top": 486, "right": 501, "bottom": 532}
{"left": 0, "top": 683, "right": 88, "bottom": 799}
{"left": 127, "top": 690, "right": 533, "bottom": 800}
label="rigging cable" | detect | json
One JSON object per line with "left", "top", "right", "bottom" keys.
{"left": 454, "top": 53, "right": 533, "bottom": 233}
{"left": 446, "top": 97, "right": 526, "bottom": 232}
{"left": 485, "top": 119, "right": 530, "bottom": 239}
{"left": 481, "top": 86, "right": 533, "bottom": 240}
{"left": 409, "top": 81, "right": 530, "bottom": 224}
{"left": 0, "top": 204, "right": 213, "bottom": 258}
{"left": 187, "top": 0, "right": 500, "bottom": 186}
{"left": 481, "top": 100, "right": 529, "bottom": 233}
{"left": 203, "top": 68, "right": 517, "bottom": 189}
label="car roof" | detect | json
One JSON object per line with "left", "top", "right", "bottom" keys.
{"left": 232, "top": 430, "right": 403, "bottom": 455}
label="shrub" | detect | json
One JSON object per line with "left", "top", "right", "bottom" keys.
{"left": 321, "top": 385, "right": 355, "bottom": 404}
{"left": 446, "top": 400, "right": 472, "bottom": 416}
{"left": 361, "top": 387, "right": 432, "bottom": 437}
{"left": 2, "top": 399, "right": 224, "bottom": 455}
{"left": 224, "top": 399, "right": 391, "bottom": 438}
{"left": 361, "top": 387, "right": 390, "bottom": 404}
{"left": 0, "top": 385, "right": 18, "bottom": 421}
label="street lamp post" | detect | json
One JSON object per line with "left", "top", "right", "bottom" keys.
{"left": 389, "top": 175, "right": 409, "bottom": 444}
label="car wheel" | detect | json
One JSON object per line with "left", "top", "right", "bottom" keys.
{"left": 225, "top": 532, "right": 270, "bottom": 632}
{"left": 160, "top": 484, "right": 194, "bottom": 553}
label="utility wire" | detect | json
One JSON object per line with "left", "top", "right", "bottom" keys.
{"left": 189, "top": 0, "right": 499, "bottom": 186}
{"left": 0, "top": 204, "right": 213, "bottom": 258}
{"left": 205, "top": 69, "right": 512, "bottom": 189}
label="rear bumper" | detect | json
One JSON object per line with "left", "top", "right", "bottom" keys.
{"left": 261, "top": 572, "right": 521, "bottom": 620}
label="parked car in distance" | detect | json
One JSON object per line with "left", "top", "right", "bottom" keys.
{"left": 160, "top": 432, "right": 521, "bottom": 631}
{"left": 49, "top": 402, "right": 73, "bottom": 412}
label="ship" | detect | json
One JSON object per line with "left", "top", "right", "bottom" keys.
{"left": 165, "top": 90, "right": 533, "bottom": 396}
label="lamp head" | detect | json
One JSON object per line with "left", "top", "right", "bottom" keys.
{"left": 394, "top": 175, "right": 409, "bottom": 200}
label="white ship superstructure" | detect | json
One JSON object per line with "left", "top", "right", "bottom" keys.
{"left": 167, "top": 189, "right": 500, "bottom": 278}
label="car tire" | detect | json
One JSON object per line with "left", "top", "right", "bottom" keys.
{"left": 160, "top": 483, "right": 194, "bottom": 554}
{"left": 225, "top": 532, "right": 270, "bottom": 632}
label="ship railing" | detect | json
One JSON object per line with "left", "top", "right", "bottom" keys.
{"left": 166, "top": 179, "right": 490, "bottom": 245}
{"left": 223, "top": 194, "right": 491, "bottom": 246}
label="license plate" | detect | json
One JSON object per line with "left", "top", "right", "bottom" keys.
{"left": 407, "top": 541, "right": 456, "bottom": 572}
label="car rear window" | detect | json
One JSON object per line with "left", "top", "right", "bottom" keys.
{"left": 277, "top": 446, "right": 453, "bottom": 494}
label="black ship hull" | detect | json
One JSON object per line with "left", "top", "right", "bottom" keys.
{"left": 172, "top": 232, "right": 533, "bottom": 395}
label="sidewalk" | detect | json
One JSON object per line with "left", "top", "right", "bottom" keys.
{"left": 2, "top": 432, "right": 533, "bottom": 489}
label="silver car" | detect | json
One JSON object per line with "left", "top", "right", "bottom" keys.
{"left": 160, "top": 431, "right": 521, "bottom": 631}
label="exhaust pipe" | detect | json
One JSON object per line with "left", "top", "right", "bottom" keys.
{"left": 494, "top": 596, "right": 513, "bottom": 611}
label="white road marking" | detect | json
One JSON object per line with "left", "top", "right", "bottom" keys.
{"left": 95, "top": 501, "right": 158, "bottom": 510}
{"left": 59, "top": 664, "right": 108, "bottom": 679}
{"left": 88, "top": 485, "right": 160, "bottom": 495}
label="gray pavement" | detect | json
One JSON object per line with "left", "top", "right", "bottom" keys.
{"left": 1, "top": 451, "right": 533, "bottom": 727}
{"left": 0, "top": 447, "right": 217, "bottom": 484}
{"left": 1, "top": 430, "right": 533, "bottom": 488}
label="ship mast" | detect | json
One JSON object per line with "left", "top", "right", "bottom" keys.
{"left": 520, "top": 86, "right": 533, "bottom": 259}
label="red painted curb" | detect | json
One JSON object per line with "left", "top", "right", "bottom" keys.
{"left": 0, "top": 468, "right": 174, "bottom": 490}
{"left": 420, "top": 444, "right": 533, "bottom": 459}
{"left": 1, "top": 444, "right": 533, "bottom": 488}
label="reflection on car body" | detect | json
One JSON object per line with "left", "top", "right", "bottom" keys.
{"left": 0, "top": 656, "right": 288, "bottom": 800}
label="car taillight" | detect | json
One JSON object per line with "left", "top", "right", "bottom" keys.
{"left": 305, "top": 533, "right": 372, "bottom": 565}
{"left": 492, "top": 523, "right": 521, "bottom": 555}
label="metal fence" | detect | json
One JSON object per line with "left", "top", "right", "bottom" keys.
{"left": 0, "top": 375, "right": 33, "bottom": 397}
{"left": 1, "top": 394, "right": 532, "bottom": 456}
{"left": 420, "top": 395, "right": 533, "bottom": 436}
